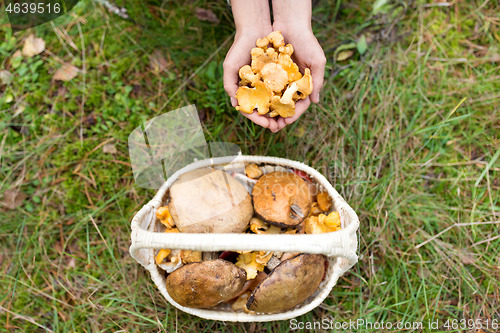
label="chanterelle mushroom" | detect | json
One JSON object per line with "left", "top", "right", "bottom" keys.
{"left": 168, "top": 168, "right": 253, "bottom": 233}
{"left": 252, "top": 171, "right": 312, "bottom": 227}
{"left": 270, "top": 95, "right": 295, "bottom": 118}
{"left": 280, "top": 68, "right": 313, "bottom": 104}
{"left": 266, "top": 31, "right": 285, "bottom": 49}
{"left": 278, "top": 44, "right": 294, "bottom": 56}
{"left": 278, "top": 53, "right": 302, "bottom": 83}
{"left": 260, "top": 63, "right": 288, "bottom": 93}
{"left": 251, "top": 47, "right": 278, "bottom": 73}
{"left": 235, "top": 81, "right": 273, "bottom": 115}
{"left": 239, "top": 65, "right": 260, "bottom": 86}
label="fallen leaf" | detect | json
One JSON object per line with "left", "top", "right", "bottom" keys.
{"left": 195, "top": 7, "right": 219, "bottom": 24}
{"left": 53, "top": 64, "right": 79, "bottom": 81}
{"left": 13, "top": 104, "right": 25, "bottom": 117}
{"left": 357, "top": 35, "right": 368, "bottom": 55}
{"left": 2, "top": 190, "right": 27, "bottom": 210}
{"left": 67, "top": 257, "right": 76, "bottom": 269}
{"left": 11, "top": 50, "right": 22, "bottom": 60}
{"left": 0, "top": 70, "right": 12, "bottom": 85}
{"left": 149, "top": 50, "right": 169, "bottom": 73}
{"left": 292, "top": 126, "right": 306, "bottom": 138}
{"left": 103, "top": 143, "right": 117, "bottom": 154}
{"left": 372, "top": 0, "right": 388, "bottom": 13}
{"left": 337, "top": 49, "right": 355, "bottom": 61}
{"left": 22, "top": 34, "right": 45, "bottom": 57}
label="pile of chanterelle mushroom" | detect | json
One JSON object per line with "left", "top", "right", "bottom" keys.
{"left": 155, "top": 164, "right": 341, "bottom": 314}
{"left": 235, "top": 31, "right": 313, "bottom": 118}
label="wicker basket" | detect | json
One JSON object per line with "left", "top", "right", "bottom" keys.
{"left": 129, "top": 155, "right": 359, "bottom": 322}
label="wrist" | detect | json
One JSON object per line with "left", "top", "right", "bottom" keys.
{"left": 235, "top": 24, "right": 273, "bottom": 41}
{"left": 272, "top": 0, "right": 312, "bottom": 33}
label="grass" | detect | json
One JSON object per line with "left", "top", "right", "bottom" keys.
{"left": 1, "top": 0, "right": 499, "bottom": 331}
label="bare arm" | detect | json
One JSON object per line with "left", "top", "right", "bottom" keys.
{"left": 224, "top": 0, "right": 279, "bottom": 131}
{"left": 272, "top": 0, "right": 326, "bottom": 129}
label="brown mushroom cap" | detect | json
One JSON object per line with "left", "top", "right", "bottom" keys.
{"left": 166, "top": 259, "right": 247, "bottom": 308}
{"left": 246, "top": 254, "right": 326, "bottom": 313}
{"left": 252, "top": 171, "right": 312, "bottom": 227}
{"left": 169, "top": 168, "right": 253, "bottom": 233}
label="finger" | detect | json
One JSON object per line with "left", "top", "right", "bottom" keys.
{"left": 277, "top": 117, "right": 287, "bottom": 131}
{"left": 241, "top": 111, "right": 270, "bottom": 128}
{"left": 285, "top": 97, "right": 311, "bottom": 125}
{"left": 267, "top": 117, "right": 279, "bottom": 133}
{"left": 310, "top": 55, "right": 326, "bottom": 103}
{"left": 223, "top": 57, "right": 240, "bottom": 107}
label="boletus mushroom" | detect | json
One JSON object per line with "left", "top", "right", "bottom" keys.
{"left": 252, "top": 171, "right": 312, "bottom": 227}
{"left": 246, "top": 254, "right": 326, "bottom": 313}
{"left": 168, "top": 168, "right": 253, "bottom": 233}
{"left": 166, "top": 259, "right": 247, "bottom": 308}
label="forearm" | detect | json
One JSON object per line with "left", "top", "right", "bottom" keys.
{"left": 272, "top": 0, "right": 312, "bottom": 35}
{"left": 230, "top": 0, "right": 272, "bottom": 37}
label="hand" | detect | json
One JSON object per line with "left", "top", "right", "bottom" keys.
{"left": 272, "top": 22, "right": 326, "bottom": 131}
{"left": 223, "top": 29, "right": 281, "bottom": 132}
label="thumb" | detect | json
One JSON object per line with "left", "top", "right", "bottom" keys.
{"left": 309, "top": 55, "right": 326, "bottom": 103}
{"left": 223, "top": 59, "right": 240, "bottom": 107}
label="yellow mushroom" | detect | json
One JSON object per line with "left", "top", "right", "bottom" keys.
{"left": 245, "top": 163, "right": 263, "bottom": 179}
{"left": 250, "top": 47, "right": 278, "bottom": 74}
{"left": 266, "top": 31, "right": 285, "bottom": 48}
{"left": 156, "top": 206, "right": 175, "bottom": 229}
{"left": 260, "top": 63, "right": 288, "bottom": 93}
{"left": 278, "top": 44, "right": 294, "bottom": 56}
{"left": 304, "top": 211, "right": 341, "bottom": 234}
{"left": 280, "top": 68, "right": 313, "bottom": 104}
{"left": 239, "top": 65, "right": 260, "bottom": 86}
{"left": 235, "top": 81, "right": 273, "bottom": 115}
{"left": 317, "top": 191, "right": 332, "bottom": 212}
{"left": 180, "top": 250, "right": 202, "bottom": 264}
{"left": 278, "top": 53, "right": 302, "bottom": 83}
{"left": 270, "top": 95, "right": 295, "bottom": 118}
{"left": 235, "top": 252, "right": 265, "bottom": 280}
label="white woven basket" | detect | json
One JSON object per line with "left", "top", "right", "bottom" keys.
{"left": 129, "top": 155, "right": 359, "bottom": 322}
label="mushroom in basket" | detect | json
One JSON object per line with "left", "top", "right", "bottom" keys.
{"left": 160, "top": 168, "right": 255, "bottom": 308}
{"left": 252, "top": 171, "right": 312, "bottom": 228}
{"left": 155, "top": 167, "right": 337, "bottom": 313}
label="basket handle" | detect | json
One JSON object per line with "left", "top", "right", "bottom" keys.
{"left": 130, "top": 223, "right": 358, "bottom": 266}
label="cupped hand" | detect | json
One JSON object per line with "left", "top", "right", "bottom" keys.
{"left": 223, "top": 29, "right": 282, "bottom": 133}
{"left": 272, "top": 22, "right": 326, "bottom": 130}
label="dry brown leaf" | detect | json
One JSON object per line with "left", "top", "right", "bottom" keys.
{"left": 103, "top": 143, "right": 117, "bottom": 154}
{"left": 149, "top": 50, "right": 169, "bottom": 73}
{"left": 195, "top": 7, "right": 219, "bottom": 24}
{"left": 53, "top": 64, "right": 79, "bottom": 81}
{"left": 22, "top": 34, "right": 45, "bottom": 58}
{"left": 2, "top": 190, "right": 27, "bottom": 210}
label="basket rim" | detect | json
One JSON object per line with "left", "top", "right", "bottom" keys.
{"left": 129, "top": 155, "right": 359, "bottom": 322}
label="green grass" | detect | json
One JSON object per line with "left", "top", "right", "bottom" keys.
{"left": 1, "top": 0, "right": 500, "bottom": 331}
